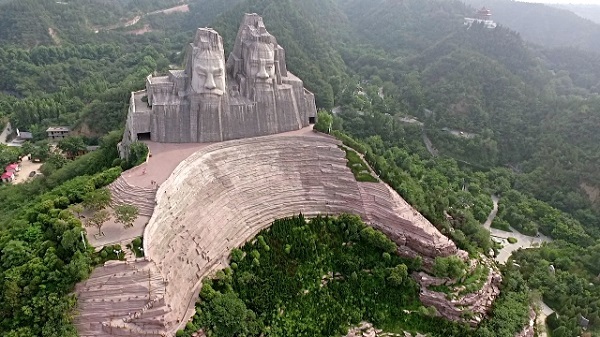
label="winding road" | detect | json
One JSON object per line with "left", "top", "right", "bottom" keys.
{"left": 484, "top": 195, "right": 552, "bottom": 264}
{"left": 484, "top": 195, "right": 555, "bottom": 334}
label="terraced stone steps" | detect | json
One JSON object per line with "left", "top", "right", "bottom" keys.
{"left": 108, "top": 176, "right": 156, "bottom": 217}
{"left": 75, "top": 260, "right": 168, "bottom": 337}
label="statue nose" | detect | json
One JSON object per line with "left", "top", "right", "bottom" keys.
{"left": 257, "top": 66, "right": 269, "bottom": 80}
{"left": 204, "top": 74, "right": 216, "bottom": 89}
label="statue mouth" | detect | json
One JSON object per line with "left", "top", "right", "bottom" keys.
{"left": 254, "top": 80, "right": 273, "bottom": 89}
{"left": 199, "top": 88, "right": 224, "bottom": 96}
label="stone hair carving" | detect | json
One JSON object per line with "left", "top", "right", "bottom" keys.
{"left": 119, "top": 14, "right": 317, "bottom": 157}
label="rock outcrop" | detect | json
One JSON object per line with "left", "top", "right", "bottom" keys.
{"left": 414, "top": 260, "right": 502, "bottom": 326}
{"left": 515, "top": 308, "right": 536, "bottom": 337}
{"left": 345, "top": 322, "right": 425, "bottom": 337}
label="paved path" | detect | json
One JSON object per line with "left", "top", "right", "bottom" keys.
{"left": 422, "top": 133, "right": 438, "bottom": 157}
{"left": 0, "top": 121, "right": 11, "bottom": 144}
{"left": 483, "top": 195, "right": 552, "bottom": 264}
{"left": 536, "top": 300, "right": 555, "bottom": 337}
{"left": 444, "top": 128, "right": 477, "bottom": 139}
{"left": 83, "top": 207, "right": 149, "bottom": 249}
{"left": 98, "top": 3, "right": 189, "bottom": 32}
{"left": 483, "top": 194, "right": 499, "bottom": 230}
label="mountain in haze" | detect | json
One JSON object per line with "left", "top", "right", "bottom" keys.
{"left": 552, "top": 3, "right": 600, "bottom": 24}
{"left": 463, "top": 0, "right": 600, "bottom": 54}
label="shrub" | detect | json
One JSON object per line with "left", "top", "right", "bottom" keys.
{"left": 433, "top": 256, "right": 468, "bottom": 279}
{"left": 507, "top": 237, "right": 518, "bottom": 244}
{"left": 314, "top": 110, "right": 333, "bottom": 133}
{"left": 360, "top": 226, "right": 396, "bottom": 253}
{"left": 231, "top": 248, "right": 244, "bottom": 262}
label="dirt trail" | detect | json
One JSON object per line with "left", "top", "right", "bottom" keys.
{"left": 148, "top": 4, "right": 189, "bottom": 15}
{"left": 0, "top": 121, "right": 10, "bottom": 144}
{"left": 97, "top": 3, "right": 189, "bottom": 33}
{"left": 48, "top": 28, "right": 61, "bottom": 45}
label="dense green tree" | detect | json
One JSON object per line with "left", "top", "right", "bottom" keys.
{"left": 82, "top": 188, "right": 112, "bottom": 211}
{"left": 433, "top": 256, "right": 468, "bottom": 279}
{"left": 86, "top": 209, "right": 110, "bottom": 236}
{"left": 0, "top": 144, "right": 20, "bottom": 168}
{"left": 114, "top": 204, "right": 138, "bottom": 229}
{"left": 58, "top": 136, "right": 87, "bottom": 158}
{"left": 387, "top": 264, "right": 409, "bottom": 286}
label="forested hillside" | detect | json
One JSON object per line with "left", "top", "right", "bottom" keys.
{"left": 1, "top": 0, "right": 600, "bottom": 335}
{"left": 0, "top": 0, "right": 184, "bottom": 47}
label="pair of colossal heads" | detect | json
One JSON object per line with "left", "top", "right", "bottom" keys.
{"left": 187, "top": 14, "right": 279, "bottom": 99}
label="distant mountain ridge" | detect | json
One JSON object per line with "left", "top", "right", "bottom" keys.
{"left": 552, "top": 3, "right": 600, "bottom": 24}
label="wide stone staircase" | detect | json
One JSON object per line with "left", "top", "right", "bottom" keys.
{"left": 74, "top": 259, "right": 169, "bottom": 337}
{"left": 108, "top": 176, "right": 157, "bottom": 217}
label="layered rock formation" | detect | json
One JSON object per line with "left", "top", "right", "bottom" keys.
{"left": 119, "top": 14, "right": 316, "bottom": 158}
{"left": 414, "top": 261, "right": 502, "bottom": 326}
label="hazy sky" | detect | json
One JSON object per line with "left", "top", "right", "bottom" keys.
{"left": 516, "top": 0, "right": 600, "bottom": 4}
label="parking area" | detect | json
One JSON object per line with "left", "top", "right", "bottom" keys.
{"left": 12, "top": 156, "right": 43, "bottom": 184}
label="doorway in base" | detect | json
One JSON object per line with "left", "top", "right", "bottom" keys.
{"left": 137, "top": 132, "right": 151, "bottom": 141}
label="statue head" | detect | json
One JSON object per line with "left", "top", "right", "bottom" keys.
{"left": 227, "top": 14, "right": 284, "bottom": 98}
{"left": 242, "top": 41, "right": 276, "bottom": 91}
{"left": 188, "top": 28, "right": 226, "bottom": 96}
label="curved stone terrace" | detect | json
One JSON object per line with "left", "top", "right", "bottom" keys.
{"left": 76, "top": 127, "right": 463, "bottom": 336}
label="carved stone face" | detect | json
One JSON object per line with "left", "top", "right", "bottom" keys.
{"left": 243, "top": 42, "right": 275, "bottom": 90}
{"left": 191, "top": 49, "right": 225, "bottom": 96}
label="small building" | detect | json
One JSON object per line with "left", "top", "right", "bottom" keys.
{"left": 580, "top": 315, "right": 590, "bottom": 330}
{"left": 1, "top": 171, "right": 15, "bottom": 183}
{"left": 464, "top": 7, "right": 497, "bottom": 29}
{"left": 5, "top": 163, "right": 20, "bottom": 173}
{"left": 12, "top": 129, "right": 33, "bottom": 145}
{"left": 46, "top": 126, "right": 71, "bottom": 140}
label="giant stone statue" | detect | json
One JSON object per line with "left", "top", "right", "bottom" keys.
{"left": 120, "top": 14, "right": 317, "bottom": 157}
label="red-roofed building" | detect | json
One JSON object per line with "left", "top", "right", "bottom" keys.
{"left": 5, "top": 163, "right": 20, "bottom": 173}
{"left": 1, "top": 171, "right": 15, "bottom": 183}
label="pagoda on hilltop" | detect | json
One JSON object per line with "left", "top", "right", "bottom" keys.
{"left": 464, "top": 6, "right": 497, "bottom": 29}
